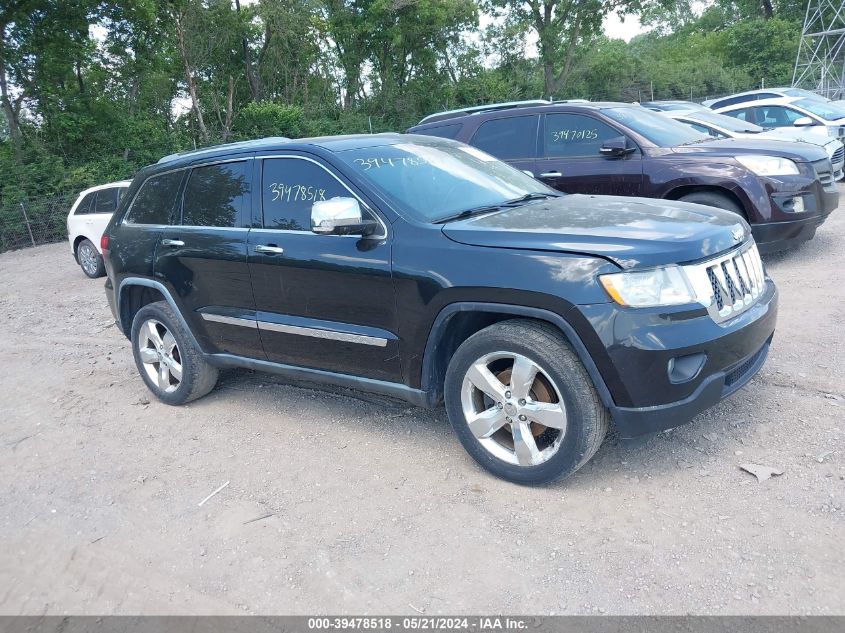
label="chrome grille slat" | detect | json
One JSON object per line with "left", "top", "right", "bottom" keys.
{"left": 683, "top": 243, "right": 765, "bottom": 323}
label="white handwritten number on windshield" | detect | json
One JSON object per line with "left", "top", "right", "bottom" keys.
{"left": 353, "top": 157, "right": 430, "bottom": 170}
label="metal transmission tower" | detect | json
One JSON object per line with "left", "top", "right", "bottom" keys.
{"left": 793, "top": 0, "right": 845, "bottom": 99}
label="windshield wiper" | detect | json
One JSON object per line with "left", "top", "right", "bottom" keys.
{"left": 433, "top": 192, "right": 560, "bottom": 224}
{"left": 503, "top": 192, "right": 562, "bottom": 205}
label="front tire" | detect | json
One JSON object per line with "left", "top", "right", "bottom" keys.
{"left": 679, "top": 191, "right": 745, "bottom": 218}
{"left": 76, "top": 238, "right": 105, "bottom": 278}
{"left": 130, "top": 300, "right": 219, "bottom": 405}
{"left": 444, "top": 319, "right": 609, "bottom": 485}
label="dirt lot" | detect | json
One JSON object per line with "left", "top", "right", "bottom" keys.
{"left": 1, "top": 188, "right": 843, "bottom": 616}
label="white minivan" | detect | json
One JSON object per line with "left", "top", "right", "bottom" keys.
{"left": 67, "top": 180, "right": 130, "bottom": 278}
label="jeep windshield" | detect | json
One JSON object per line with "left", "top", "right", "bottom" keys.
{"left": 338, "top": 142, "right": 558, "bottom": 223}
{"left": 603, "top": 107, "right": 710, "bottom": 147}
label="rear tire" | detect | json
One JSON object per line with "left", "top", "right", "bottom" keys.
{"left": 679, "top": 191, "right": 745, "bottom": 218}
{"left": 444, "top": 319, "right": 610, "bottom": 485}
{"left": 130, "top": 300, "right": 219, "bottom": 405}
{"left": 76, "top": 238, "right": 105, "bottom": 278}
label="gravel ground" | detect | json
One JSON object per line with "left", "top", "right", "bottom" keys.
{"left": 1, "top": 188, "right": 843, "bottom": 616}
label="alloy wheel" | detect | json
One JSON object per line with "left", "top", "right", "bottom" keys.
{"left": 460, "top": 352, "right": 568, "bottom": 467}
{"left": 137, "top": 319, "right": 183, "bottom": 393}
{"left": 78, "top": 242, "right": 99, "bottom": 276}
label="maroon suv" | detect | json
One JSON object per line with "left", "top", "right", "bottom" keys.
{"left": 407, "top": 101, "right": 839, "bottom": 251}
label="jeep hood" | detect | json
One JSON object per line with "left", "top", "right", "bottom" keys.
{"left": 441, "top": 195, "right": 748, "bottom": 269}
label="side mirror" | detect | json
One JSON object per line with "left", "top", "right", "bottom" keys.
{"left": 311, "top": 197, "right": 378, "bottom": 236}
{"left": 599, "top": 136, "right": 635, "bottom": 157}
{"left": 793, "top": 116, "right": 815, "bottom": 127}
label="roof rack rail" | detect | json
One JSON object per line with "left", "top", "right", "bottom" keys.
{"left": 418, "top": 100, "right": 551, "bottom": 125}
{"left": 157, "top": 137, "right": 291, "bottom": 164}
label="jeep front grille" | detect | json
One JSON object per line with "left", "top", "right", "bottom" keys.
{"left": 683, "top": 243, "right": 765, "bottom": 323}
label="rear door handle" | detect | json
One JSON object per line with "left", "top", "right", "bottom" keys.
{"left": 161, "top": 239, "right": 184, "bottom": 247}
{"left": 539, "top": 171, "right": 562, "bottom": 178}
{"left": 255, "top": 244, "right": 284, "bottom": 255}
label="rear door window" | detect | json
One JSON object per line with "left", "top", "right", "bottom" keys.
{"left": 469, "top": 115, "right": 539, "bottom": 160}
{"left": 181, "top": 161, "right": 251, "bottom": 227}
{"left": 261, "top": 158, "right": 349, "bottom": 231}
{"left": 124, "top": 171, "right": 184, "bottom": 225}
{"left": 543, "top": 113, "right": 626, "bottom": 157}
{"left": 73, "top": 191, "right": 97, "bottom": 215}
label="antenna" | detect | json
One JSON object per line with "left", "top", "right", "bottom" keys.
{"left": 793, "top": 0, "right": 845, "bottom": 99}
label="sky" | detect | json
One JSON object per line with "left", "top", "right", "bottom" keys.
{"left": 603, "top": 12, "right": 646, "bottom": 42}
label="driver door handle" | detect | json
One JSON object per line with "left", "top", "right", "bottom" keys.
{"left": 254, "top": 244, "right": 285, "bottom": 255}
{"left": 161, "top": 239, "right": 184, "bottom": 247}
{"left": 539, "top": 171, "right": 562, "bottom": 178}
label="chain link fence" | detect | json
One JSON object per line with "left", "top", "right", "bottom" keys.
{"left": 0, "top": 193, "right": 77, "bottom": 254}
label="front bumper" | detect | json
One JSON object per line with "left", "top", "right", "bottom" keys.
{"left": 611, "top": 336, "right": 771, "bottom": 437}
{"left": 573, "top": 278, "right": 778, "bottom": 438}
{"left": 752, "top": 212, "right": 832, "bottom": 252}
{"left": 750, "top": 163, "right": 838, "bottom": 251}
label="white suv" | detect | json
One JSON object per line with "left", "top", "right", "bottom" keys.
{"left": 67, "top": 181, "right": 130, "bottom": 278}
{"left": 714, "top": 96, "right": 845, "bottom": 143}
{"left": 663, "top": 109, "right": 845, "bottom": 180}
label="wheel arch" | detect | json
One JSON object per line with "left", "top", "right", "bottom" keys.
{"left": 72, "top": 235, "right": 87, "bottom": 254}
{"left": 419, "top": 303, "right": 615, "bottom": 411}
{"left": 72, "top": 234, "right": 99, "bottom": 259}
{"left": 117, "top": 278, "right": 204, "bottom": 353}
{"left": 663, "top": 184, "right": 749, "bottom": 220}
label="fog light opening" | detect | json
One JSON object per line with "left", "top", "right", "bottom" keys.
{"left": 785, "top": 196, "right": 805, "bottom": 213}
{"left": 668, "top": 352, "right": 707, "bottom": 385}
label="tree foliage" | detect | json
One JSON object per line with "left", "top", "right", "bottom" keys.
{"left": 0, "top": 0, "right": 809, "bottom": 204}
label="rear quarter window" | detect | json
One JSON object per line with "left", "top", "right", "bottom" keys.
{"left": 73, "top": 191, "right": 97, "bottom": 215}
{"left": 93, "top": 188, "right": 120, "bottom": 214}
{"left": 415, "top": 123, "right": 463, "bottom": 139}
{"left": 124, "top": 171, "right": 184, "bottom": 225}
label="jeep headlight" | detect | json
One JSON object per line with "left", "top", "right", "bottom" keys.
{"left": 736, "top": 155, "right": 799, "bottom": 176}
{"left": 600, "top": 265, "right": 695, "bottom": 307}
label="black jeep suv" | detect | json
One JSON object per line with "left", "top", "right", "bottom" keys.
{"left": 102, "top": 134, "right": 777, "bottom": 484}
{"left": 408, "top": 101, "right": 839, "bottom": 252}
